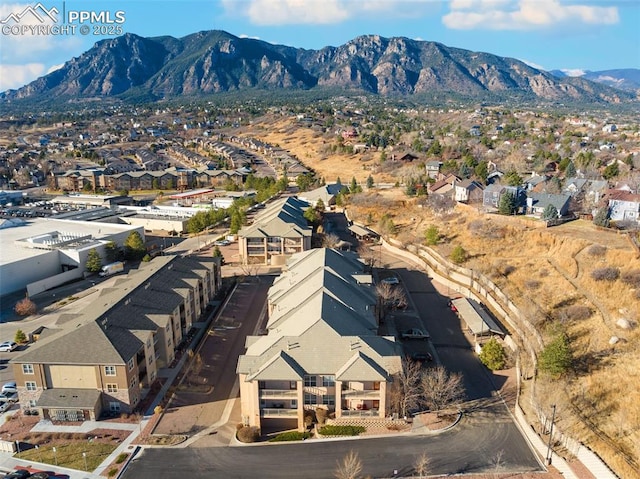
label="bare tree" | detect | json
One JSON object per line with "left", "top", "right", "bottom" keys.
{"left": 240, "top": 257, "right": 262, "bottom": 277}
{"left": 420, "top": 366, "right": 466, "bottom": 412}
{"left": 322, "top": 233, "right": 341, "bottom": 248}
{"left": 376, "top": 282, "right": 407, "bottom": 313}
{"left": 334, "top": 450, "right": 363, "bottom": 479}
{"left": 414, "top": 450, "right": 431, "bottom": 478}
{"left": 390, "top": 357, "right": 424, "bottom": 418}
{"left": 491, "top": 449, "right": 506, "bottom": 478}
{"left": 357, "top": 245, "right": 379, "bottom": 271}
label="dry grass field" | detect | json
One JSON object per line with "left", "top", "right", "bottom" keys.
{"left": 241, "top": 116, "right": 640, "bottom": 479}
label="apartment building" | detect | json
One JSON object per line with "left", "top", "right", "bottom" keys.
{"left": 10, "top": 254, "right": 221, "bottom": 421}
{"left": 237, "top": 196, "right": 313, "bottom": 266}
{"left": 237, "top": 248, "right": 402, "bottom": 432}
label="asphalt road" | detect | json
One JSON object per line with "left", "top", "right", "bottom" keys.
{"left": 122, "top": 243, "right": 542, "bottom": 479}
{"left": 125, "top": 410, "right": 540, "bottom": 478}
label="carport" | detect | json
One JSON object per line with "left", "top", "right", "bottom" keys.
{"left": 348, "top": 224, "right": 379, "bottom": 241}
{"left": 451, "top": 298, "right": 504, "bottom": 337}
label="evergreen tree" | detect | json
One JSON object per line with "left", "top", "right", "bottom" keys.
{"left": 593, "top": 207, "right": 610, "bottom": 228}
{"left": 542, "top": 204, "right": 559, "bottom": 220}
{"left": 104, "top": 241, "right": 120, "bottom": 263}
{"left": 539, "top": 329, "right": 572, "bottom": 377}
{"left": 124, "top": 231, "right": 146, "bottom": 260}
{"left": 498, "top": 191, "right": 518, "bottom": 215}
{"left": 212, "top": 245, "right": 225, "bottom": 264}
{"left": 85, "top": 248, "right": 103, "bottom": 272}
{"left": 366, "top": 175, "right": 374, "bottom": 189}
{"left": 565, "top": 161, "right": 577, "bottom": 178}
{"left": 14, "top": 329, "right": 27, "bottom": 344}
{"left": 504, "top": 170, "right": 522, "bottom": 186}
{"left": 479, "top": 338, "right": 506, "bottom": 370}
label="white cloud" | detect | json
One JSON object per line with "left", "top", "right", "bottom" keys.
{"left": 443, "top": 0, "right": 619, "bottom": 30}
{"left": 0, "top": 63, "right": 46, "bottom": 91}
{"left": 0, "top": 3, "right": 82, "bottom": 62}
{"left": 561, "top": 68, "right": 586, "bottom": 77}
{"left": 221, "top": 0, "right": 437, "bottom": 25}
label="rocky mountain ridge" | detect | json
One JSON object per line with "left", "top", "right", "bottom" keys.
{"left": 2, "top": 30, "right": 636, "bottom": 104}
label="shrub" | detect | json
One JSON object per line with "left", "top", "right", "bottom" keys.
{"left": 591, "top": 267, "right": 620, "bottom": 281}
{"left": 14, "top": 297, "right": 37, "bottom": 316}
{"left": 621, "top": 269, "right": 640, "bottom": 288}
{"left": 115, "top": 453, "right": 129, "bottom": 464}
{"left": 424, "top": 225, "right": 440, "bottom": 245}
{"left": 524, "top": 280, "right": 541, "bottom": 290}
{"left": 587, "top": 244, "right": 607, "bottom": 256}
{"left": 108, "top": 468, "right": 119, "bottom": 478}
{"left": 478, "top": 337, "right": 506, "bottom": 370}
{"left": 450, "top": 245, "right": 467, "bottom": 264}
{"left": 269, "top": 431, "right": 311, "bottom": 442}
{"left": 236, "top": 425, "right": 260, "bottom": 443}
{"left": 318, "top": 425, "right": 365, "bottom": 436}
{"left": 561, "top": 305, "right": 592, "bottom": 322}
{"left": 14, "top": 329, "right": 27, "bottom": 344}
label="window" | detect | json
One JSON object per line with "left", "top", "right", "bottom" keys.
{"left": 303, "top": 393, "right": 316, "bottom": 405}
{"left": 258, "top": 381, "right": 266, "bottom": 389}
{"left": 290, "top": 399, "right": 297, "bottom": 409}
{"left": 322, "top": 375, "right": 335, "bottom": 387}
{"left": 28, "top": 400, "right": 37, "bottom": 408}
{"left": 106, "top": 384, "right": 118, "bottom": 393}
{"left": 127, "top": 358, "right": 134, "bottom": 371}
{"left": 22, "top": 364, "right": 34, "bottom": 375}
{"left": 373, "top": 381, "right": 380, "bottom": 391}
{"left": 322, "top": 395, "right": 335, "bottom": 406}
{"left": 104, "top": 366, "right": 116, "bottom": 376}
{"left": 25, "top": 381, "right": 37, "bottom": 391}
{"left": 289, "top": 381, "right": 297, "bottom": 390}
{"left": 130, "top": 376, "right": 137, "bottom": 389}
{"left": 109, "top": 402, "right": 121, "bottom": 413}
{"left": 304, "top": 375, "right": 316, "bottom": 387}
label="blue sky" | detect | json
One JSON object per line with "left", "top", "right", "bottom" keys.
{"left": 0, "top": 0, "right": 638, "bottom": 92}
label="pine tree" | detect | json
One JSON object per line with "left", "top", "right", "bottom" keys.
{"left": 479, "top": 337, "right": 506, "bottom": 370}
{"left": 498, "top": 191, "right": 517, "bottom": 215}
{"left": 366, "top": 175, "right": 374, "bottom": 189}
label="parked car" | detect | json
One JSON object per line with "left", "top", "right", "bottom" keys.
{"left": 381, "top": 276, "right": 399, "bottom": 285}
{"left": 410, "top": 352, "right": 433, "bottom": 363}
{"left": 214, "top": 240, "right": 230, "bottom": 246}
{"left": 401, "top": 328, "right": 430, "bottom": 340}
{"left": 0, "top": 341, "right": 17, "bottom": 352}
{"left": 28, "top": 473, "right": 50, "bottom": 479}
{"left": 0, "top": 391, "right": 18, "bottom": 403}
{"left": 2, "top": 470, "right": 31, "bottom": 479}
{"left": 0, "top": 401, "right": 12, "bottom": 413}
{"left": 1, "top": 381, "right": 17, "bottom": 394}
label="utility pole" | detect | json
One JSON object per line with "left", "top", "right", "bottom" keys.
{"left": 546, "top": 404, "right": 557, "bottom": 465}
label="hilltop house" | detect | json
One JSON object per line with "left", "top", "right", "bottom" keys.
{"left": 606, "top": 190, "right": 640, "bottom": 223}
{"left": 236, "top": 248, "right": 402, "bottom": 432}
{"left": 454, "top": 179, "right": 484, "bottom": 204}
{"left": 526, "top": 192, "right": 571, "bottom": 218}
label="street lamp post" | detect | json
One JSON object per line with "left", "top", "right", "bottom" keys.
{"left": 546, "top": 404, "right": 557, "bottom": 465}
{"left": 83, "top": 451, "right": 88, "bottom": 471}
{"left": 52, "top": 446, "right": 58, "bottom": 466}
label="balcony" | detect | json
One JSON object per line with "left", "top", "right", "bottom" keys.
{"left": 341, "top": 389, "right": 381, "bottom": 399}
{"left": 259, "top": 389, "right": 298, "bottom": 399}
{"left": 261, "top": 408, "right": 298, "bottom": 417}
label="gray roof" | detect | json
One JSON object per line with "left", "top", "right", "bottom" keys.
{"left": 451, "top": 298, "right": 503, "bottom": 336}
{"left": 12, "top": 255, "right": 217, "bottom": 366}
{"left": 37, "top": 388, "right": 102, "bottom": 409}
{"left": 527, "top": 192, "right": 571, "bottom": 211}
{"left": 298, "top": 184, "right": 344, "bottom": 205}
{"left": 238, "top": 196, "right": 312, "bottom": 239}
{"left": 237, "top": 248, "right": 402, "bottom": 379}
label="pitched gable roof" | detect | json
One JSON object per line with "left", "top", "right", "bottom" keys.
{"left": 336, "top": 351, "right": 390, "bottom": 381}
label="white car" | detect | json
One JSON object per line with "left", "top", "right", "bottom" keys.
{"left": 0, "top": 341, "right": 17, "bottom": 352}
{"left": 0, "top": 391, "right": 17, "bottom": 403}
{"left": 381, "top": 276, "right": 400, "bottom": 285}
{"left": 0, "top": 401, "right": 12, "bottom": 413}
{"left": 1, "top": 382, "right": 17, "bottom": 394}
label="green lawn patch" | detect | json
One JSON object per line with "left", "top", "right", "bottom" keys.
{"left": 268, "top": 431, "right": 312, "bottom": 442}
{"left": 317, "top": 425, "right": 365, "bottom": 436}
